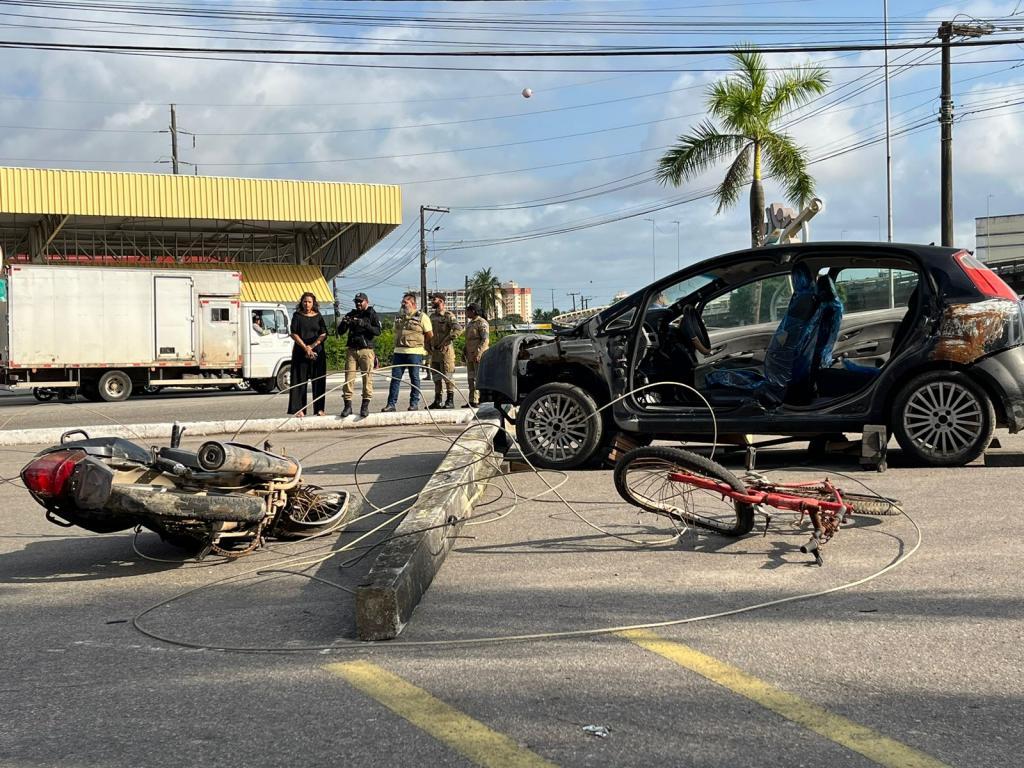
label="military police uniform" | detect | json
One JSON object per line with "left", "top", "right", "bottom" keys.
{"left": 463, "top": 315, "right": 490, "bottom": 407}
{"left": 428, "top": 308, "right": 463, "bottom": 408}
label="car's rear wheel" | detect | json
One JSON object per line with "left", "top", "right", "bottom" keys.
{"left": 891, "top": 371, "right": 994, "bottom": 467}
{"left": 516, "top": 382, "right": 603, "bottom": 470}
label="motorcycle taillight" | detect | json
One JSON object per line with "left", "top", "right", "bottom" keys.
{"left": 21, "top": 450, "right": 84, "bottom": 499}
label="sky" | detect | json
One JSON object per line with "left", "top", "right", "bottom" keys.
{"left": 0, "top": 0, "right": 1022, "bottom": 312}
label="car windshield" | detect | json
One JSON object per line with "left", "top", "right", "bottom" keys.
{"left": 654, "top": 273, "right": 717, "bottom": 307}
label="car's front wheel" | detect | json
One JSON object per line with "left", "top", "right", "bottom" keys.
{"left": 891, "top": 371, "right": 994, "bottom": 467}
{"left": 516, "top": 382, "right": 604, "bottom": 470}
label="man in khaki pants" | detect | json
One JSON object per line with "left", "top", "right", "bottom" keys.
{"left": 428, "top": 293, "right": 463, "bottom": 409}
{"left": 463, "top": 303, "right": 490, "bottom": 408}
{"left": 337, "top": 292, "right": 382, "bottom": 418}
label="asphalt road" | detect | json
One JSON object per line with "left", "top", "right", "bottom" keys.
{"left": 0, "top": 369, "right": 472, "bottom": 430}
{"left": 1, "top": 425, "right": 1021, "bottom": 767}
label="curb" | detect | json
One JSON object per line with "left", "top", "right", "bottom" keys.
{"left": 0, "top": 408, "right": 480, "bottom": 446}
{"left": 355, "top": 407, "right": 502, "bottom": 641}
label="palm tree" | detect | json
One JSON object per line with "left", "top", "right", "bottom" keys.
{"left": 656, "top": 47, "right": 829, "bottom": 247}
{"left": 466, "top": 267, "right": 501, "bottom": 319}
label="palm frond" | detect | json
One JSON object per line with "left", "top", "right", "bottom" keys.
{"left": 656, "top": 122, "right": 747, "bottom": 186}
{"left": 714, "top": 142, "right": 754, "bottom": 213}
{"left": 762, "top": 133, "right": 814, "bottom": 206}
{"left": 763, "top": 65, "right": 830, "bottom": 123}
{"left": 731, "top": 47, "right": 768, "bottom": 106}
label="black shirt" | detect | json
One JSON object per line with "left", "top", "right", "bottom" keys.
{"left": 290, "top": 312, "right": 327, "bottom": 346}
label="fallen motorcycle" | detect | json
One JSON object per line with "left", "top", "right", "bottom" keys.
{"left": 20, "top": 428, "right": 349, "bottom": 558}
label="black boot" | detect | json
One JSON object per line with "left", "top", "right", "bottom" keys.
{"left": 444, "top": 393, "right": 455, "bottom": 409}
{"left": 428, "top": 397, "right": 443, "bottom": 410}
{"left": 341, "top": 400, "right": 353, "bottom": 417}
{"left": 360, "top": 399, "right": 370, "bottom": 418}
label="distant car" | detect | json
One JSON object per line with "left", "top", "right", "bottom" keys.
{"left": 477, "top": 242, "right": 1024, "bottom": 469}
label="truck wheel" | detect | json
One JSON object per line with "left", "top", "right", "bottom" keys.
{"left": 516, "top": 382, "right": 604, "bottom": 470}
{"left": 891, "top": 370, "right": 994, "bottom": 467}
{"left": 275, "top": 364, "right": 291, "bottom": 394}
{"left": 251, "top": 380, "right": 275, "bottom": 394}
{"left": 97, "top": 370, "right": 133, "bottom": 402}
{"left": 80, "top": 381, "right": 103, "bottom": 402}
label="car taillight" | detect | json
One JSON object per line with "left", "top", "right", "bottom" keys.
{"left": 21, "top": 450, "right": 84, "bottom": 499}
{"left": 954, "top": 251, "right": 1018, "bottom": 300}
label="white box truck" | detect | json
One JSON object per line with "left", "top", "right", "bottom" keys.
{"left": 0, "top": 263, "right": 297, "bottom": 401}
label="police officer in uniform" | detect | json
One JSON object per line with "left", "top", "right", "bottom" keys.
{"left": 427, "top": 293, "right": 463, "bottom": 409}
{"left": 337, "top": 292, "right": 382, "bottom": 418}
{"left": 463, "top": 303, "right": 490, "bottom": 408}
{"left": 383, "top": 292, "right": 433, "bottom": 412}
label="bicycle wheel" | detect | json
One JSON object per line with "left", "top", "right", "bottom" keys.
{"left": 753, "top": 483, "right": 902, "bottom": 516}
{"left": 614, "top": 446, "right": 755, "bottom": 537}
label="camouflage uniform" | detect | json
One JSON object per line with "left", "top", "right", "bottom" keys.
{"left": 463, "top": 316, "right": 490, "bottom": 407}
{"left": 428, "top": 309, "right": 463, "bottom": 404}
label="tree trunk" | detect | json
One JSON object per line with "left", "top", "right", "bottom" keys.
{"left": 749, "top": 142, "right": 765, "bottom": 248}
{"left": 749, "top": 142, "right": 765, "bottom": 322}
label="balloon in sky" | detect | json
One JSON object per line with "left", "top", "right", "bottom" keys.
{"left": 522, "top": 88, "right": 533, "bottom": 98}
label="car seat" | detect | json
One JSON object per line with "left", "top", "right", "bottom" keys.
{"left": 705, "top": 262, "right": 824, "bottom": 405}
{"left": 814, "top": 273, "right": 844, "bottom": 370}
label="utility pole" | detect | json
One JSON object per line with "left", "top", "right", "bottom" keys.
{"left": 883, "top": 0, "right": 893, "bottom": 241}
{"left": 419, "top": 205, "right": 448, "bottom": 309}
{"left": 550, "top": 288, "right": 556, "bottom": 311}
{"left": 567, "top": 292, "right": 580, "bottom": 312}
{"left": 169, "top": 104, "right": 180, "bottom": 175}
{"left": 939, "top": 20, "right": 992, "bottom": 246}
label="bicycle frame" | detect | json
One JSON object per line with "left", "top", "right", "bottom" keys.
{"left": 667, "top": 471, "right": 849, "bottom": 565}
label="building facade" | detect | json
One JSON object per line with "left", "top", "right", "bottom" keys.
{"left": 976, "top": 214, "right": 1024, "bottom": 264}
{"left": 500, "top": 281, "right": 533, "bottom": 321}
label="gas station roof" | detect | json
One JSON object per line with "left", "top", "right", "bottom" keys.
{"left": 0, "top": 167, "right": 402, "bottom": 281}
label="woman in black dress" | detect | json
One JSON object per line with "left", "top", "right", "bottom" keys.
{"left": 288, "top": 292, "right": 328, "bottom": 417}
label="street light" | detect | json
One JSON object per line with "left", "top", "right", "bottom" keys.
{"left": 873, "top": 215, "right": 881, "bottom": 241}
{"left": 642, "top": 217, "right": 656, "bottom": 280}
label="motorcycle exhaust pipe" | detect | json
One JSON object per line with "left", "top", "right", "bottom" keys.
{"left": 196, "top": 441, "right": 299, "bottom": 479}
{"left": 108, "top": 485, "right": 266, "bottom": 523}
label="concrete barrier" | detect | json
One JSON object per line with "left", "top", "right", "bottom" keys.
{"left": 0, "top": 408, "right": 479, "bottom": 446}
{"left": 355, "top": 408, "right": 502, "bottom": 641}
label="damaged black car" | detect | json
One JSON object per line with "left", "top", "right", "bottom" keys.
{"left": 476, "top": 242, "right": 1024, "bottom": 469}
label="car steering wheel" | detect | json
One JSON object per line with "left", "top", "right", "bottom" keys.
{"left": 681, "top": 305, "right": 711, "bottom": 355}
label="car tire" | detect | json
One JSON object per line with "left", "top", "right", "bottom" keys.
{"left": 516, "top": 382, "right": 604, "bottom": 470}
{"left": 275, "top": 364, "right": 291, "bottom": 394}
{"left": 97, "top": 370, "right": 133, "bottom": 402}
{"left": 891, "top": 370, "right": 994, "bottom": 467}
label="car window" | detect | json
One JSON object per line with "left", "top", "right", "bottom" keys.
{"left": 659, "top": 273, "right": 717, "bottom": 305}
{"left": 834, "top": 268, "right": 919, "bottom": 312}
{"left": 702, "top": 274, "right": 793, "bottom": 329}
{"left": 252, "top": 309, "right": 287, "bottom": 332}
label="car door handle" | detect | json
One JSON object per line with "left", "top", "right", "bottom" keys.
{"left": 839, "top": 329, "right": 862, "bottom": 342}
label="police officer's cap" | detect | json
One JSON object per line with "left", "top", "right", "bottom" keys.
{"left": 354, "top": 292, "right": 368, "bottom": 302}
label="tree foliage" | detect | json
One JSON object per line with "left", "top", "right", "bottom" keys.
{"left": 656, "top": 47, "right": 829, "bottom": 246}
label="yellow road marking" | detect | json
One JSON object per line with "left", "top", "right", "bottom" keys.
{"left": 621, "top": 630, "right": 950, "bottom": 768}
{"left": 326, "top": 660, "right": 558, "bottom": 768}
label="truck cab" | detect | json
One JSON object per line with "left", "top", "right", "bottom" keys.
{"left": 242, "top": 303, "right": 294, "bottom": 394}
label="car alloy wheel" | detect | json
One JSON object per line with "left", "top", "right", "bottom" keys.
{"left": 516, "top": 382, "right": 603, "bottom": 470}
{"left": 893, "top": 371, "right": 994, "bottom": 467}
